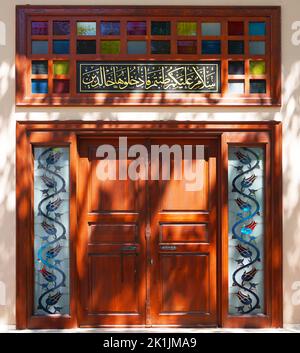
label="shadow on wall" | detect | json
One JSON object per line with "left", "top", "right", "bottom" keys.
{"left": 1, "top": 1, "right": 300, "bottom": 326}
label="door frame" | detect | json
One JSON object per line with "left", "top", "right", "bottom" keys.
{"left": 16, "top": 121, "right": 283, "bottom": 329}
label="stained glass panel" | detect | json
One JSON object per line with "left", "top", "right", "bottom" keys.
{"left": 34, "top": 147, "right": 70, "bottom": 315}
{"left": 228, "top": 61, "right": 245, "bottom": 75}
{"left": 202, "top": 40, "right": 221, "bottom": 54}
{"left": 228, "top": 40, "right": 244, "bottom": 55}
{"left": 53, "top": 79, "right": 70, "bottom": 93}
{"left": 250, "top": 80, "right": 266, "bottom": 94}
{"left": 228, "top": 21, "right": 244, "bottom": 36}
{"left": 53, "top": 40, "right": 70, "bottom": 55}
{"left": 127, "top": 41, "right": 147, "bottom": 54}
{"left": 249, "top": 22, "right": 266, "bottom": 36}
{"left": 250, "top": 61, "right": 266, "bottom": 75}
{"left": 32, "top": 41, "right": 48, "bottom": 55}
{"left": 77, "top": 40, "right": 96, "bottom": 54}
{"left": 151, "top": 40, "right": 171, "bottom": 54}
{"left": 228, "top": 80, "right": 244, "bottom": 94}
{"left": 249, "top": 41, "right": 266, "bottom": 55}
{"left": 32, "top": 79, "right": 48, "bottom": 94}
{"left": 228, "top": 146, "right": 264, "bottom": 315}
{"left": 53, "top": 61, "right": 70, "bottom": 76}
{"left": 177, "top": 40, "right": 197, "bottom": 54}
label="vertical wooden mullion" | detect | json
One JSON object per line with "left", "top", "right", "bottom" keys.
{"left": 171, "top": 20, "right": 177, "bottom": 55}
{"left": 120, "top": 18, "right": 127, "bottom": 55}
{"left": 70, "top": 18, "right": 76, "bottom": 96}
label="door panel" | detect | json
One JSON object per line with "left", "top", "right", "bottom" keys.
{"left": 149, "top": 138, "right": 217, "bottom": 326}
{"left": 77, "top": 137, "right": 218, "bottom": 327}
{"left": 77, "top": 138, "right": 147, "bottom": 326}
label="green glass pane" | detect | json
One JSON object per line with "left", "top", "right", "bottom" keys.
{"left": 77, "top": 22, "right": 96, "bottom": 36}
{"left": 250, "top": 61, "right": 266, "bottom": 75}
{"left": 177, "top": 22, "right": 197, "bottom": 36}
{"left": 100, "top": 40, "right": 120, "bottom": 54}
{"left": 54, "top": 61, "right": 70, "bottom": 75}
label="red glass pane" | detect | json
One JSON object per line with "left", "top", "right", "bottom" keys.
{"left": 228, "top": 21, "right": 244, "bottom": 36}
{"left": 53, "top": 79, "right": 70, "bottom": 93}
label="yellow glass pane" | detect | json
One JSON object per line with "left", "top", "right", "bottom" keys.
{"left": 250, "top": 61, "right": 266, "bottom": 75}
{"left": 177, "top": 22, "right": 197, "bottom": 36}
{"left": 53, "top": 61, "right": 70, "bottom": 76}
{"left": 100, "top": 40, "right": 121, "bottom": 54}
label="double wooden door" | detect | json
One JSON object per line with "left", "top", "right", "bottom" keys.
{"left": 77, "top": 136, "right": 218, "bottom": 327}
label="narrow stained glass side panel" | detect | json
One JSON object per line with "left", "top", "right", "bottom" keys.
{"left": 228, "top": 146, "right": 264, "bottom": 316}
{"left": 34, "top": 147, "right": 70, "bottom": 316}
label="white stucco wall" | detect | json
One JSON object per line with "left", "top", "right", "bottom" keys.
{"left": 0, "top": 0, "right": 300, "bottom": 327}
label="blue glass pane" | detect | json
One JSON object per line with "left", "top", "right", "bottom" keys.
{"left": 228, "top": 61, "right": 245, "bottom": 75}
{"left": 249, "top": 41, "right": 265, "bottom": 55}
{"left": 250, "top": 80, "right": 266, "bottom": 93}
{"left": 31, "top": 79, "right": 48, "bottom": 94}
{"left": 228, "top": 80, "right": 244, "bottom": 94}
{"left": 127, "top": 41, "right": 147, "bottom": 54}
{"left": 34, "top": 147, "right": 70, "bottom": 315}
{"left": 228, "top": 40, "right": 244, "bottom": 54}
{"left": 32, "top": 41, "right": 48, "bottom": 55}
{"left": 201, "top": 23, "right": 221, "bottom": 36}
{"left": 228, "top": 147, "right": 264, "bottom": 315}
{"left": 202, "top": 40, "right": 221, "bottom": 54}
{"left": 53, "top": 40, "right": 70, "bottom": 54}
{"left": 249, "top": 22, "right": 266, "bottom": 36}
{"left": 32, "top": 61, "right": 48, "bottom": 75}
{"left": 100, "top": 21, "right": 120, "bottom": 36}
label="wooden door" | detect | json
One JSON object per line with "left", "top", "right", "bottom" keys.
{"left": 77, "top": 138, "right": 147, "bottom": 326}
{"left": 148, "top": 138, "right": 218, "bottom": 326}
{"left": 77, "top": 136, "right": 218, "bottom": 327}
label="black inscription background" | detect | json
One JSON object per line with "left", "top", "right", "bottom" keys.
{"left": 77, "top": 62, "right": 221, "bottom": 93}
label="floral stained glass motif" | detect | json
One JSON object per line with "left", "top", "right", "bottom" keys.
{"left": 228, "top": 146, "right": 264, "bottom": 315}
{"left": 34, "top": 147, "right": 70, "bottom": 315}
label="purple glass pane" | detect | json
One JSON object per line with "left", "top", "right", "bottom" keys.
{"left": 127, "top": 21, "right": 147, "bottom": 35}
{"left": 32, "top": 22, "right": 48, "bottom": 35}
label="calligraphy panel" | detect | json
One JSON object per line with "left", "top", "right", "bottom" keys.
{"left": 77, "top": 61, "right": 221, "bottom": 93}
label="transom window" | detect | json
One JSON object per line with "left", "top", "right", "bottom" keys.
{"left": 16, "top": 6, "right": 281, "bottom": 106}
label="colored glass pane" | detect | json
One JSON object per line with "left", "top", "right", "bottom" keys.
{"left": 151, "top": 21, "right": 171, "bottom": 36}
{"left": 53, "top": 79, "right": 70, "bottom": 93}
{"left": 100, "top": 22, "right": 120, "bottom": 36}
{"left": 202, "top": 40, "right": 221, "bottom": 54}
{"left": 249, "top": 22, "right": 266, "bottom": 36}
{"left": 53, "top": 40, "right": 70, "bottom": 54}
{"left": 53, "top": 21, "right": 70, "bottom": 36}
{"left": 249, "top": 41, "right": 265, "bottom": 55}
{"left": 228, "top": 80, "right": 245, "bottom": 94}
{"left": 177, "top": 22, "right": 197, "bottom": 36}
{"left": 228, "top": 40, "right": 244, "bottom": 54}
{"left": 201, "top": 23, "right": 221, "bottom": 36}
{"left": 177, "top": 40, "right": 197, "bottom": 54}
{"left": 250, "top": 80, "right": 266, "bottom": 93}
{"left": 228, "top": 21, "right": 244, "bottom": 36}
{"left": 127, "top": 22, "right": 146, "bottom": 35}
{"left": 53, "top": 61, "right": 70, "bottom": 76}
{"left": 32, "top": 61, "right": 48, "bottom": 75}
{"left": 127, "top": 41, "right": 147, "bottom": 54}
{"left": 151, "top": 40, "right": 171, "bottom": 54}
{"left": 77, "top": 22, "right": 96, "bottom": 36}
{"left": 228, "top": 61, "right": 245, "bottom": 75}
{"left": 31, "top": 79, "right": 48, "bottom": 94}
{"left": 250, "top": 61, "right": 266, "bottom": 75}
{"left": 32, "top": 22, "right": 48, "bottom": 35}
{"left": 100, "top": 40, "right": 121, "bottom": 54}
{"left": 32, "top": 41, "right": 48, "bottom": 55}
{"left": 77, "top": 40, "right": 96, "bottom": 54}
